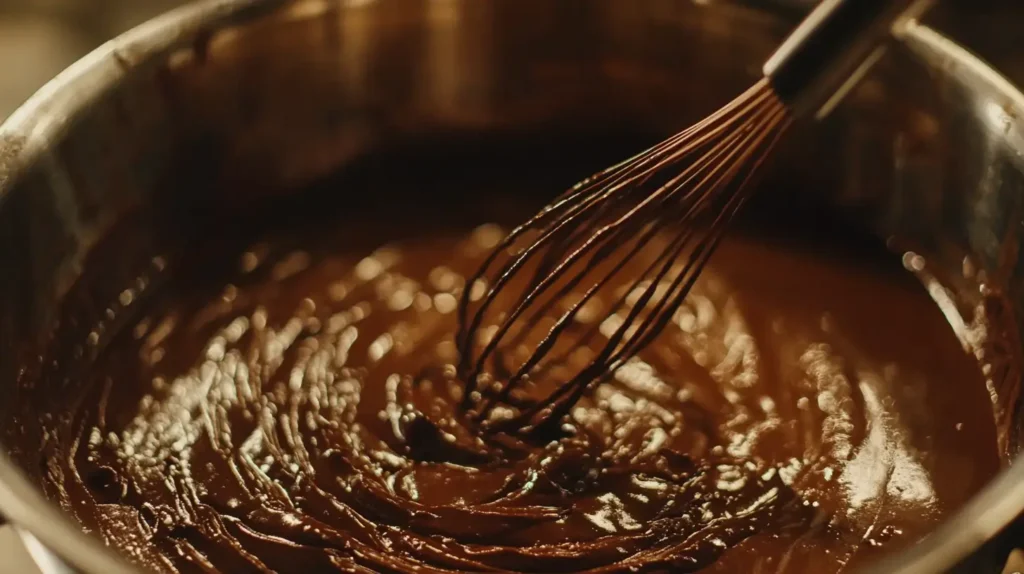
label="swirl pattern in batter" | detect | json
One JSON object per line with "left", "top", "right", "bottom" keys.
{"left": 39, "top": 211, "right": 999, "bottom": 573}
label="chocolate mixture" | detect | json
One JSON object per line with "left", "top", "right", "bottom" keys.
{"left": 24, "top": 149, "right": 1000, "bottom": 572}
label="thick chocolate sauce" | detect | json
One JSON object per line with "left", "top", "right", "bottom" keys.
{"left": 27, "top": 173, "right": 1000, "bottom": 572}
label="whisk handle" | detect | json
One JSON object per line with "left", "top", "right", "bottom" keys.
{"left": 764, "top": 0, "right": 934, "bottom": 120}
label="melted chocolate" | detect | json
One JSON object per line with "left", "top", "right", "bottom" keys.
{"left": 27, "top": 181, "right": 1000, "bottom": 573}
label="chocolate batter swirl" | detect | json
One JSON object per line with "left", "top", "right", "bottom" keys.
{"left": 36, "top": 203, "right": 999, "bottom": 573}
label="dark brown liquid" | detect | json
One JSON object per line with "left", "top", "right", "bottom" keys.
{"left": 23, "top": 157, "right": 1000, "bottom": 572}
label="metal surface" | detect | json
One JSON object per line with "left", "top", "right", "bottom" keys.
{"left": 0, "top": 0, "right": 189, "bottom": 122}
{"left": 0, "top": 5, "right": 186, "bottom": 568}
{"left": 0, "top": 0, "right": 1023, "bottom": 572}
{"left": 763, "top": 0, "right": 934, "bottom": 118}
{"left": 0, "top": 527, "right": 46, "bottom": 574}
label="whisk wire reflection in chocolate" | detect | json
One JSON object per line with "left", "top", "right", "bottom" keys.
{"left": 456, "top": 0, "right": 935, "bottom": 434}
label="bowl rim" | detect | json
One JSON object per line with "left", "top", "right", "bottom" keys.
{"left": 1, "top": 2, "right": 1023, "bottom": 573}
{"left": 0, "top": 4, "right": 285, "bottom": 572}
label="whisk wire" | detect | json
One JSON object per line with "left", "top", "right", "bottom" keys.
{"left": 457, "top": 81, "right": 773, "bottom": 363}
{"left": 457, "top": 79, "right": 794, "bottom": 431}
{"left": 510, "top": 109, "right": 793, "bottom": 434}
{"left": 457, "top": 81, "right": 776, "bottom": 348}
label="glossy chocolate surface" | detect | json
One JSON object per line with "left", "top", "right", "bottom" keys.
{"left": 23, "top": 141, "right": 1000, "bottom": 573}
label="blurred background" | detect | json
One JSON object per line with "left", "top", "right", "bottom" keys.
{"left": 0, "top": 0, "right": 186, "bottom": 120}
{"left": 0, "top": 0, "right": 1023, "bottom": 122}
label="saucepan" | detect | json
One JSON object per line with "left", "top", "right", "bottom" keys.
{"left": 1, "top": 0, "right": 1024, "bottom": 572}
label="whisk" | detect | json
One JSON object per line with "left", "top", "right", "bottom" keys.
{"left": 457, "top": 0, "right": 935, "bottom": 435}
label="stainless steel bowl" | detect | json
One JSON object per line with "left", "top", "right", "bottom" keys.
{"left": 2, "top": 0, "right": 1024, "bottom": 572}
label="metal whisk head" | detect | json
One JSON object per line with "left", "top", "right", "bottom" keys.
{"left": 455, "top": 0, "right": 936, "bottom": 435}
{"left": 456, "top": 79, "right": 792, "bottom": 435}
